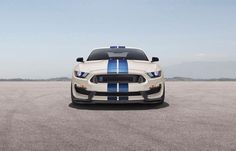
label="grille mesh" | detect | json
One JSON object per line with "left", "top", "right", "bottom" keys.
{"left": 91, "top": 74, "right": 146, "bottom": 83}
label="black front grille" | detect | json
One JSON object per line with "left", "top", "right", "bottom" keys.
{"left": 90, "top": 74, "right": 146, "bottom": 83}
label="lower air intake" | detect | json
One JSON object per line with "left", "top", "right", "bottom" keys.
{"left": 91, "top": 74, "right": 146, "bottom": 83}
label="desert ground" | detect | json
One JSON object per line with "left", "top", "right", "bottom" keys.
{"left": 0, "top": 81, "right": 236, "bottom": 151}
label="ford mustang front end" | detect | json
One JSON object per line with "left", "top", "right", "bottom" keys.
{"left": 71, "top": 46, "right": 165, "bottom": 104}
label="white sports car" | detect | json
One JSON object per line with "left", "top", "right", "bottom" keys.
{"left": 71, "top": 46, "right": 165, "bottom": 104}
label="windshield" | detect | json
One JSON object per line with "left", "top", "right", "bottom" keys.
{"left": 87, "top": 48, "right": 149, "bottom": 61}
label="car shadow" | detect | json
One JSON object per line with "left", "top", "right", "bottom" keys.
{"left": 68, "top": 102, "right": 169, "bottom": 111}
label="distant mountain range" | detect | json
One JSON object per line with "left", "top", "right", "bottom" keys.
{"left": 165, "top": 61, "right": 236, "bottom": 79}
{"left": 0, "top": 77, "right": 71, "bottom": 81}
{"left": 0, "top": 61, "right": 235, "bottom": 81}
{"left": 0, "top": 77, "right": 236, "bottom": 82}
{"left": 166, "top": 77, "right": 236, "bottom": 81}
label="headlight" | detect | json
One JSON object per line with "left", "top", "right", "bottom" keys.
{"left": 74, "top": 71, "right": 89, "bottom": 78}
{"left": 147, "top": 71, "right": 162, "bottom": 78}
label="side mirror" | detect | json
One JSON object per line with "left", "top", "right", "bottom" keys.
{"left": 151, "top": 57, "right": 159, "bottom": 62}
{"left": 76, "top": 57, "right": 84, "bottom": 62}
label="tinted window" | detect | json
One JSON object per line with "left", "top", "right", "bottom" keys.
{"left": 87, "top": 48, "right": 149, "bottom": 61}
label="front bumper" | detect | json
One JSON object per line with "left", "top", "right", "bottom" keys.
{"left": 71, "top": 83, "right": 165, "bottom": 104}
{"left": 71, "top": 70, "right": 165, "bottom": 104}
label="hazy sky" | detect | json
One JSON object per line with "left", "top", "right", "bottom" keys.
{"left": 0, "top": 0, "right": 236, "bottom": 78}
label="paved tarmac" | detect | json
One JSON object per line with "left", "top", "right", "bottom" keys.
{"left": 0, "top": 81, "right": 236, "bottom": 151}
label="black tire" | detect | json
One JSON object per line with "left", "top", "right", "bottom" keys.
{"left": 159, "top": 87, "right": 165, "bottom": 104}
{"left": 71, "top": 83, "right": 77, "bottom": 104}
{"left": 152, "top": 84, "right": 165, "bottom": 105}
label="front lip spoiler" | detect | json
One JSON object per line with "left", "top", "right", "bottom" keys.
{"left": 73, "top": 100, "right": 162, "bottom": 104}
{"left": 72, "top": 98, "right": 164, "bottom": 104}
{"left": 73, "top": 84, "right": 163, "bottom": 103}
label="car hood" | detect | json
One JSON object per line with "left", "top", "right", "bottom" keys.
{"left": 74, "top": 60, "right": 162, "bottom": 73}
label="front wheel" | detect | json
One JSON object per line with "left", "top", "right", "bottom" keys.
{"left": 71, "top": 83, "right": 77, "bottom": 104}
{"left": 153, "top": 85, "right": 165, "bottom": 104}
{"left": 159, "top": 87, "right": 165, "bottom": 104}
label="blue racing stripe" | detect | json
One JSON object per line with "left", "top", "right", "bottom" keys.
{"left": 118, "top": 59, "right": 128, "bottom": 73}
{"left": 119, "top": 83, "right": 128, "bottom": 100}
{"left": 107, "top": 59, "right": 117, "bottom": 74}
{"left": 119, "top": 83, "right": 129, "bottom": 92}
{"left": 118, "top": 59, "right": 129, "bottom": 100}
{"left": 107, "top": 59, "right": 118, "bottom": 101}
{"left": 108, "top": 83, "right": 117, "bottom": 101}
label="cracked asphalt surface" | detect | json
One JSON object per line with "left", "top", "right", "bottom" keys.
{"left": 0, "top": 81, "right": 236, "bottom": 151}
